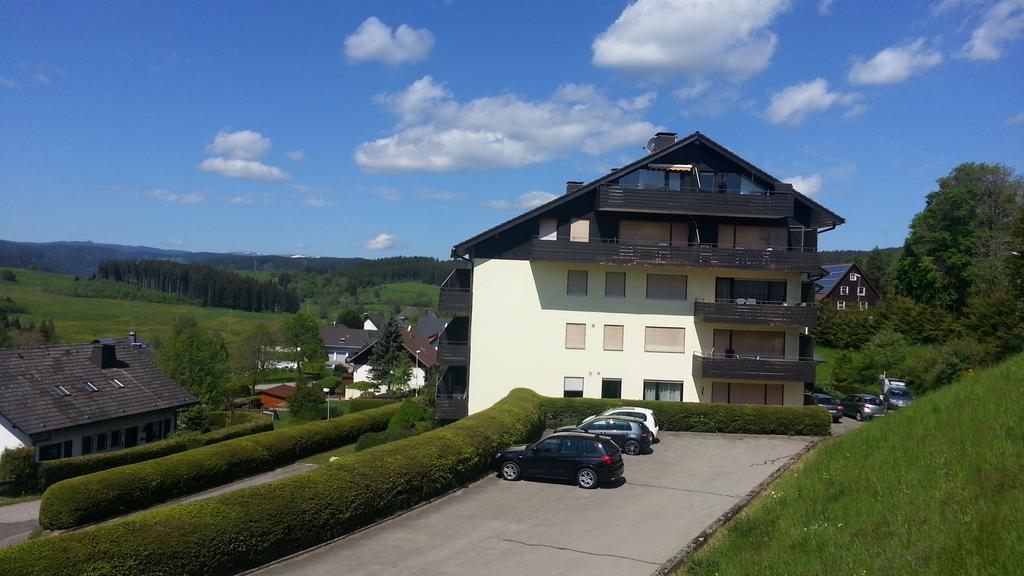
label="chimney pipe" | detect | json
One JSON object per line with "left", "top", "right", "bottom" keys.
{"left": 649, "top": 132, "right": 677, "bottom": 153}
{"left": 91, "top": 343, "right": 117, "bottom": 369}
{"left": 565, "top": 181, "right": 584, "bottom": 194}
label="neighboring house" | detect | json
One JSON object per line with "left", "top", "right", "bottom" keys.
{"left": 319, "top": 324, "right": 376, "bottom": 365}
{"left": 815, "top": 263, "right": 880, "bottom": 311}
{"left": 362, "top": 314, "right": 385, "bottom": 332}
{"left": 437, "top": 130, "right": 844, "bottom": 419}
{"left": 0, "top": 337, "right": 199, "bottom": 461}
{"left": 412, "top": 315, "right": 449, "bottom": 344}
{"left": 346, "top": 326, "right": 438, "bottom": 399}
{"left": 260, "top": 384, "right": 295, "bottom": 409}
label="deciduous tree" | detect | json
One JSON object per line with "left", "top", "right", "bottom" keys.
{"left": 156, "top": 317, "right": 230, "bottom": 405}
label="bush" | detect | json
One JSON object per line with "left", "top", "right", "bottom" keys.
{"left": 355, "top": 428, "right": 418, "bottom": 451}
{"left": 37, "top": 412, "right": 273, "bottom": 489}
{"left": 38, "top": 403, "right": 399, "bottom": 529}
{"left": 540, "top": 397, "right": 830, "bottom": 436}
{"left": 349, "top": 397, "right": 399, "bottom": 413}
{"left": 388, "top": 399, "right": 427, "bottom": 431}
{"left": 180, "top": 404, "right": 212, "bottom": 432}
{"left": 0, "top": 447, "right": 38, "bottom": 495}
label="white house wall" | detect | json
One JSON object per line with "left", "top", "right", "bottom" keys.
{"left": 467, "top": 258, "right": 805, "bottom": 414}
{"left": 22, "top": 409, "right": 180, "bottom": 460}
{"left": 0, "top": 414, "right": 29, "bottom": 454}
{"left": 348, "top": 363, "right": 425, "bottom": 399}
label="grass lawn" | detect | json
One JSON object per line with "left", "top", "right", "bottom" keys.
{"left": 358, "top": 281, "right": 439, "bottom": 316}
{"left": 0, "top": 268, "right": 283, "bottom": 348}
{"left": 299, "top": 443, "right": 357, "bottom": 465}
{"left": 273, "top": 400, "right": 351, "bottom": 430}
{"left": 0, "top": 494, "right": 40, "bottom": 507}
{"left": 814, "top": 345, "right": 837, "bottom": 385}
{"left": 677, "top": 352, "right": 1024, "bottom": 576}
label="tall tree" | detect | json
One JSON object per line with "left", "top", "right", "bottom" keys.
{"left": 369, "top": 317, "right": 406, "bottom": 388}
{"left": 280, "top": 313, "right": 324, "bottom": 377}
{"left": 156, "top": 317, "right": 230, "bottom": 405}
{"left": 231, "top": 322, "right": 278, "bottom": 396}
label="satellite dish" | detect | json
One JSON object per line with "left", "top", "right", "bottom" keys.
{"left": 645, "top": 137, "right": 657, "bottom": 153}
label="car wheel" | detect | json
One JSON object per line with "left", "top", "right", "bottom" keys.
{"left": 500, "top": 461, "right": 522, "bottom": 481}
{"left": 855, "top": 411, "right": 863, "bottom": 422}
{"left": 576, "top": 467, "right": 598, "bottom": 489}
{"left": 623, "top": 440, "right": 642, "bottom": 455}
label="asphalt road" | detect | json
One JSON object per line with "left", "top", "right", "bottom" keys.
{"left": 250, "top": 432, "right": 814, "bottom": 576}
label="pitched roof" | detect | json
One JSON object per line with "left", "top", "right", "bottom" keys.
{"left": 0, "top": 339, "right": 199, "bottom": 438}
{"left": 815, "top": 263, "right": 855, "bottom": 296}
{"left": 413, "top": 316, "right": 449, "bottom": 341}
{"left": 348, "top": 326, "right": 438, "bottom": 369}
{"left": 261, "top": 384, "right": 295, "bottom": 399}
{"left": 319, "top": 325, "right": 376, "bottom": 350}
{"left": 452, "top": 131, "right": 845, "bottom": 257}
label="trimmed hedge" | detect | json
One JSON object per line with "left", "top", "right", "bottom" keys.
{"left": 355, "top": 428, "right": 418, "bottom": 451}
{"left": 38, "top": 402, "right": 399, "bottom": 529}
{"left": 37, "top": 411, "right": 274, "bottom": 489}
{"left": 2, "top": 389, "right": 544, "bottom": 575}
{"left": 541, "top": 397, "right": 831, "bottom": 436}
{"left": 349, "top": 397, "right": 399, "bottom": 413}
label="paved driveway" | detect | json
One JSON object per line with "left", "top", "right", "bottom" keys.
{"left": 0, "top": 500, "right": 40, "bottom": 548}
{"left": 251, "top": 432, "right": 813, "bottom": 576}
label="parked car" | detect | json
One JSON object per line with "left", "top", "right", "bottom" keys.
{"left": 597, "top": 406, "right": 660, "bottom": 442}
{"left": 880, "top": 375, "right": 909, "bottom": 396}
{"left": 555, "top": 415, "right": 653, "bottom": 455}
{"left": 494, "top": 432, "right": 624, "bottom": 489}
{"left": 883, "top": 386, "right": 914, "bottom": 410}
{"left": 840, "top": 394, "right": 886, "bottom": 421}
{"left": 804, "top": 393, "right": 843, "bottom": 422}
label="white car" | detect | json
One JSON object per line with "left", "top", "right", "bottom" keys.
{"left": 598, "top": 407, "right": 660, "bottom": 442}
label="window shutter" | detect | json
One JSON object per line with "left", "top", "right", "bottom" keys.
{"left": 570, "top": 219, "right": 590, "bottom": 242}
{"left": 567, "top": 270, "right": 588, "bottom": 296}
{"left": 644, "top": 327, "right": 685, "bottom": 353}
{"left": 603, "top": 325, "right": 624, "bottom": 351}
{"left": 605, "top": 272, "right": 625, "bottom": 297}
{"left": 565, "top": 323, "right": 586, "bottom": 349}
{"left": 539, "top": 218, "right": 557, "bottom": 241}
{"left": 646, "top": 274, "right": 687, "bottom": 300}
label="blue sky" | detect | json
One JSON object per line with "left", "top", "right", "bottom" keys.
{"left": 1, "top": 0, "right": 1022, "bottom": 259}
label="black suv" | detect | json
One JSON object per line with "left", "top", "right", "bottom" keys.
{"left": 556, "top": 415, "right": 652, "bottom": 455}
{"left": 494, "top": 432, "right": 624, "bottom": 489}
{"left": 804, "top": 393, "right": 843, "bottom": 422}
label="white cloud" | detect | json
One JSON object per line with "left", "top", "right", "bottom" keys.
{"left": 673, "top": 80, "right": 712, "bottom": 100}
{"left": 364, "top": 233, "right": 398, "bottom": 250}
{"left": 960, "top": 0, "right": 1024, "bottom": 60}
{"left": 848, "top": 39, "right": 943, "bottom": 85}
{"left": 675, "top": 83, "right": 742, "bottom": 117}
{"left": 148, "top": 189, "right": 205, "bottom": 204}
{"left": 374, "top": 187, "right": 401, "bottom": 201}
{"left": 198, "top": 157, "right": 289, "bottom": 181}
{"left": 818, "top": 0, "right": 836, "bottom": 15}
{"left": 415, "top": 189, "right": 458, "bottom": 201}
{"left": 229, "top": 195, "right": 258, "bottom": 205}
{"left": 285, "top": 150, "right": 306, "bottom": 162}
{"left": 784, "top": 174, "right": 823, "bottom": 197}
{"left": 617, "top": 91, "right": 658, "bottom": 111}
{"left": 485, "top": 190, "right": 557, "bottom": 211}
{"left": 591, "top": 0, "right": 790, "bottom": 80}
{"left": 344, "top": 16, "right": 434, "bottom": 64}
{"left": 931, "top": 0, "right": 983, "bottom": 15}
{"left": 205, "top": 130, "right": 271, "bottom": 160}
{"left": 0, "top": 75, "right": 18, "bottom": 88}
{"left": 355, "top": 76, "right": 658, "bottom": 172}
{"left": 304, "top": 197, "right": 337, "bottom": 208}
{"left": 765, "top": 78, "right": 858, "bottom": 127}
{"left": 1007, "top": 112, "right": 1024, "bottom": 124}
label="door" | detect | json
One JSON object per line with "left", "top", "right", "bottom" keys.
{"left": 525, "top": 437, "right": 562, "bottom": 478}
{"left": 557, "top": 437, "right": 587, "bottom": 479}
{"left": 124, "top": 426, "right": 139, "bottom": 448}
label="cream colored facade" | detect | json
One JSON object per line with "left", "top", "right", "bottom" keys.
{"left": 467, "top": 258, "right": 806, "bottom": 414}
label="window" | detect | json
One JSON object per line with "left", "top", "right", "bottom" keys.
{"left": 644, "top": 380, "right": 682, "bottom": 401}
{"left": 850, "top": 273, "right": 859, "bottom": 281}
{"left": 840, "top": 285, "right": 849, "bottom": 295}
{"left": 565, "top": 324, "right": 586, "bottom": 350}
{"left": 859, "top": 301, "right": 869, "bottom": 310}
{"left": 83, "top": 381, "right": 98, "bottom": 392}
{"left": 718, "top": 224, "right": 786, "bottom": 249}
{"left": 563, "top": 377, "right": 584, "bottom": 398}
{"left": 111, "top": 378, "right": 125, "bottom": 389}
{"left": 110, "top": 429, "right": 122, "bottom": 448}
{"left": 570, "top": 218, "right": 590, "bottom": 242}
{"left": 588, "top": 419, "right": 610, "bottom": 431}
{"left": 716, "top": 278, "right": 787, "bottom": 303}
{"left": 535, "top": 438, "right": 561, "bottom": 454}
{"left": 713, "top": 329, "right": 785, "bottom": 358}
{"left": 560, "top": 438, "right": 584, "bottom": 456}
{"left": 647, "top": 274, "right": 687, "bottom": 300}
{"left": 857, "top": 286, "right": 866, "bottom": 296}
{"left": 53, "top": 385, "right": 71, "bottom": 397}
{"left": 63, "top": 440, "right": 73, "bottom": 458}
{"left": 81, "top": 435, "right": 93, "bottom": 456}
{"left": 605, "top": 272, "right": 626, "bottom": 298}
{"left": 38, "top": 443, "right": 62, "bottom": 461}
{"left": 645, "top": 327, "right": 685, "bottom": 353}
{"left": 96, "top": 432, "right": 108, "bottom": 452}
{"left": 601, "top": 378, "right": 622, "bottom": 399}
{"left": 567, "top": 270, "right": 588, "bottom": 296}
{"left": 603, "top": 325, "right": 624, "bottom": 351}
{"left": 837, "top": 300, "right": 846, "bottom": 310}
{"left": 712, "top": 382, "right": 784, "bottom": 405}
{"left": 539, "top": 218, "right": 557, "bottom": 241}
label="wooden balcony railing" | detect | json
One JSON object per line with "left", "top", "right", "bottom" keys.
{"left": 435, "top": 395, "right": 469, "bottom": 420}
{"left": 437, "top": 340, "right": 470, "bottom": 365}
{"left": 693, "top": 352, "right": 816, "bottom": 383}
{"left": 693, "top": 299, "right": 817, "bottom": 327}
{"left": 598, "top": 185, "right": 794, "bottom": 218}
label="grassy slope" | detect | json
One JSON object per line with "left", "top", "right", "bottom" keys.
{"left": 679, "top": 353, "right": 1024, "bottom": 576}
{"left": 358, "top": 281, "right": 439, "bottom": 316}
{"left": 0, "top": 268, "right": 281, "bottom": 347}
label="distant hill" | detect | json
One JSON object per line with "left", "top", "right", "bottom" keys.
{"left": 816, "top": 246, "right": 902, "bottom": 266}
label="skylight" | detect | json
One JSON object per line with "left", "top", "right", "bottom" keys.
{"left": 84, "top": 381, "right": 99, "bottom": 392}
{"left": 53, "top": 385, "right": 72, "bottom": 397}
{"left": 111, "top": 378, "right": 125, "bottom": 389}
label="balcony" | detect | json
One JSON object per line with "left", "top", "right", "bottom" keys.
{"left": 529, "top": 238, "right": 819, "bottom": 273}
{"left": 437, "top": 340, "right": 470, "bottom": 365}
{"left": 598, "top": 185, "right": 794, "bottom": 219}
{"left": 436, "top": 366, "right": 469, "bottom": 420}
{"left": 693, "top": 352, "right": 816, "bottom": 383}
{"left": 435, "top": 395, "right": 469, "bottom": 420}
{"left": 694, "top": 299, "right": 817, "bottom": 327}
{"left": 439, "top": 268, "right": 472, "bottom": 315}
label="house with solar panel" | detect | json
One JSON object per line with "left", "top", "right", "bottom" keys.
{"left": 815, "top": 263, "right": 880, "bottom": 311}
{"left": 0, "top": 336, "right": 198, "bottom": 461}
{"left": 435, "top": 131, "right": 844, "bottom": 418}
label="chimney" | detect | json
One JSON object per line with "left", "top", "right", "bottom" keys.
{"left": 91, "top": 343, "right": 117, "bottom": 369}
{"left": 565, "top": 181, "right": 584, "bottom": 194}
{"left": 649, "top": 131, "right": 677, "bottom": 153}
{"left": 129, "top": 331, "right": 137, "bottom": 344}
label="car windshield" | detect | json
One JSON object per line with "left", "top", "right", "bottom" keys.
{"left": 888, "top": 388, "right": 912, "bottom": 398}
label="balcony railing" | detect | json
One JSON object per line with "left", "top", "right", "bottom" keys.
{"left": 693, "top": 298, "right": 817, "bottom": 327}
{"left": 435, "top": 395, "right": 469, "bottom": 420}
{"left": 439, "top": 268, "right": 472, "bottom": 315}
{"left": 437, "top": 340, "right": 470, "bottom": 365}
{"left": 693, "top": 351, "right": 816, "bottom": 383}
{"left": 598, "top": 185, "right": 794, "bottom": 218}
{"left": 530, "top": 238, "right": 819, "bottom": 273}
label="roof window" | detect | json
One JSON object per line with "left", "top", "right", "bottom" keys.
{"left": 83, "top": 381, "right": 99, "bottom": 392}
{"left": 53, "top": 385, "right": 72, "bottom": 397}
{"left": 111, "top": 378, "right": 125, "bottom": 389}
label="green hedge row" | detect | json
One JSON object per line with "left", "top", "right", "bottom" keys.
{"left": 2, "top": 389, "right": 544, "bottom": 575}
{"left": 37, "top": 412, "right": 273, "bottom": 489}
{"left": 349, "top": 397, "right": 400, "bottom": 413}
{"left": 354, "top": 428, "right": 418, "bottom": 451}
{"left": 38, "top": 402, "right": 400, "bottom": 529}
{"left": 541, "top": 397, "right": 831, "bottom": 436}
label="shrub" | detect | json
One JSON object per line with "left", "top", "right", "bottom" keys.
{"left": 349, "top": 397, "right": 399, "bottom": 413}
{"left": 355, "top": 428, "right": 418, "bottom": 451}
{"left": 540, "top": 397, "right": 830, "bottom": 436}
{"left": 1, "top": 389, "right": 544, "bottom": 575}
{"left": 388, "top": 399, "right": 427, "bottom": 431}
{"left": 0, "top": 447, "right": 38, "bottom": 495}
{"left": 180, "top": 404, "right": 212, "bottom": 432}
{"left": 37, "top": 412, "right": 273, "bottom": 489}
{"left": 38, "top": 403, "right": 399, "bottom": 529}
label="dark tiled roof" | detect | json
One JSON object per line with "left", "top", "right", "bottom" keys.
{"left": 261, "top": 384, "right": 295, "bottom": 399}
{"left": 815, "top": 263, "right": 854, "bottom": 296}
{"left": 413, "top": 317, "right": 449, "bottom": 341}
{"left": 348, "top": 326, "right": 438, "bottom": 368}
{"left": 319, "top": 325, "right": 377, "bottom": 351}
{"left": 0, "top": 339, "right": 199, "bottom": 438}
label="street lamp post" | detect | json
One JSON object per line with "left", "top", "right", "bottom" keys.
{"left": 323, "top": 387, "right": 332, "bottom": 419}
{"left": 414, "top": 348, "right": 423, "bottom": 397}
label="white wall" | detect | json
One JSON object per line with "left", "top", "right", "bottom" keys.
{"left": 0, "top": 415, "right": 28, "bottom": 454}
{"left": 347, "top": 363, "right": 425, "bottom": 399}
{"left": 23, "top": 409, "right": 180, "bottom": 460}
{"left": 467, "top": 258, "right": 805, "bottom": 414}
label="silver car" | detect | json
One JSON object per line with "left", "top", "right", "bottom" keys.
{"left": 884, "top": 386, "right": 914, "bottom": 410}
{"left": 840, "top": 394, "right": 886, "bottom": 421}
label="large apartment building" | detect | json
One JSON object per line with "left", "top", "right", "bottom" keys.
{"left": 435, "top": 131, "right": 844, "bottom": 419}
